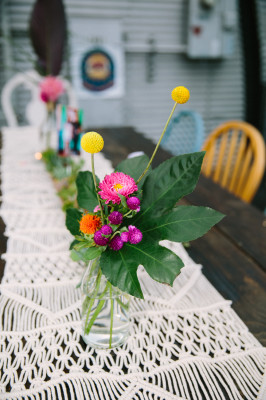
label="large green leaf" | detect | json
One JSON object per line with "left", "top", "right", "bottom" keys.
{"left": 100, "top": 237, "right": 184, "bottom": 298}
{"left": 138, "top": 152, "right": 205, "bottom": 219}
{"left": 140, "top": 206, "right": 224, "bottom": 242}
{"left": 66, "top": 208, "right": 82, "bottom": 235}
{"left": 100, "top": 249, "right": 144, "bottom": 299}
{"left": 127, "top": 236, "right": 184, "bottom": 286}
{"left": 76, "top": 171, "right": 99, "bottom": 211}
{"left": 115, "top": 154, "right": 151, "bottom": 189}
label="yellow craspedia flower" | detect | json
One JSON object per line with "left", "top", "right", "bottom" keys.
{"left": 81, "top": 131, "right": 104, "bottom": 154}
{"left": 171, "top": 86, "right": 190, "bottom": 104}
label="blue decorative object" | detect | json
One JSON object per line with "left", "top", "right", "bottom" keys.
{"left": 161, "top": 110, "right": 204, "bottom": 155}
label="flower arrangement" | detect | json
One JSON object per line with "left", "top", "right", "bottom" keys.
{"left": 39, "top": 76, "right": 65, "bottom": 149}
{"left": 65, "top": 86, "right": 224, "bottom": 347}
{"left": 39, "top": 76, "right": 65, "bottom": 104}
{"left": 66, "top": 86, "right": 224, "bottom": 300}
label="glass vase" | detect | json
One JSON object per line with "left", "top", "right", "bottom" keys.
{"left": 81, "top": 257, "right": 130, "bottom": 349}
{"left": 40, "top": 102, "right": 56, "bottom": 150}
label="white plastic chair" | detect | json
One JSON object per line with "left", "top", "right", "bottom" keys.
{"left": 1, "top": 69, "right": 78, "bottom": 127}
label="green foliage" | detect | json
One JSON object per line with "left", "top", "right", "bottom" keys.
{"left": 139, "top": 206, "right": 224, "bottom": 242}
{"left": 71, "top": 246, "right": 105, "bottom": 262}
{"left": 42, "top": 149, "right": 84, "bottom": 210}
{"left": 100, "top": 249, "right": 144, "bottom": 299}
{"left": 139, "top": 152, "right": 205, "bottom": 219}
{"left": 66, "top": 208, "right": 82, "bottom": 236}
{"left": 76, "top": 171, "right": 99, "bottom": 211}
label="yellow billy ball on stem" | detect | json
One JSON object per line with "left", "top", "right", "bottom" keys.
{"left": 81, "top": 131, "right": 105, "bottom": 222}
{"left": 136, "top": 86, "right": 190, "bottom": 184}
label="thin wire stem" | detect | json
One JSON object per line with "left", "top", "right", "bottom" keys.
{"left": 136, "top": 102, "right": 177, "bottom": 184}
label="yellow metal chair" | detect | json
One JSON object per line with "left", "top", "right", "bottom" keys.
{"left": 201, "top": 121, "right": 266, "bottom": 202}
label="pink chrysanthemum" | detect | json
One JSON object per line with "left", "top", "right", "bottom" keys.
{"left": 39, "top": 76, "right": 65, "bottom": 103}
{"left": 99, "top": 172, "right": 138, "bottom": 205}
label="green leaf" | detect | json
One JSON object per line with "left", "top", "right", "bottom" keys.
{"left": 100, "top": 250, "right": 144, "bottom": 299}
{"left": 70, "top": 239, "right": 79, "bottom": 250}
{"left": 140, "top": 206, "right": 225, "bottom": 242}
{"left": 70, "top": 249, "right": 83, "bottom": 261}
{"left": 71, "top": 246, "right": 104, "bottom": 262}
{"left": 124, "top": 237, "right": 184, "bottom": 286}
{"left": 115, "top": 154, "right": 151, "bottom": 189}
{"left": 139, "top": 152, "right": 205, "bottom": 219}
{"left": 76, "top": 171, "right": 99, "bottom": 210}
{"left": 100, "top": 237, "right": 184, "bottom": 298}
{"left": 66, "top": 208, "right": 82, "bottom": 235}
{"left": 83, "top": 246, "right": 105, "bottom": 261}
{"left": 118, "top": 194, "right": 128, "bottom": 208}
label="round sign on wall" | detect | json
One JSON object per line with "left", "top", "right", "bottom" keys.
{"left": 81, "top": 48, "right": 114, "bottom": 91}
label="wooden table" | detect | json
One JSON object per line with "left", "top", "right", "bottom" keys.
{"left": 97, "top": 126, "right": 266, "bottom": 346}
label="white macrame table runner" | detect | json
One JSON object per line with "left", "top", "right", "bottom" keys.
{"left": 0, "top": 127, "right": 265, "bottom": 400}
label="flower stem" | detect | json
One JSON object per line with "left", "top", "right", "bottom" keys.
{"left": 85, "top": 299, "right": 105, "bottom": 335}
{"left": 84, "top": 268, "right": 102, "bottom": 333}
{"left": 84, "top": 280, "right": 109, "bottom": 335}
{"left": 91, "top": 153, "right": 104, "bottom": 222}
{"left": 109, "top": 283, "right": 114, "bottom": 349}
{"left": 136, "top": 102, "right": 177, "bottom": 184}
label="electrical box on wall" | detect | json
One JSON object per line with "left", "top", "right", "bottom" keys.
{"left": 187, "top": 0, "right": 237, "bottom": 59}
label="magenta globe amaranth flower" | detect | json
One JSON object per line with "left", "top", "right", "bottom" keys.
{"left": 127, "top": 197, "right": 140, "bottom": 211}
{"left": 108, "top": 211, "right": 123, "bottom": 225}
{"left": 121, "top": 231, "right": 129, "bottom": 243}
{"left": 128, "top": 225, "right": 143, "bottom": 244}
{"left": 101, "top": 225, "right": 113, "bottom": 236}
{"left": 99, "top": 172, "right": 138, "bottom": 205}
{"left": 94, "top": 225, "right": 113, "bottom": 246}
{"left": 94, "top": 230, "right": 109, "bottom": 246}
{"left": 109, "top": 235, "right": 124, "bottom": 251}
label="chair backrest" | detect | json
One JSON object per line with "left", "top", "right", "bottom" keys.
{"left": 201, "top": 120, "right": 266, "bottom": 202}
{"left": 1, "top": 69, "right": 78, "bottom": 127}
{"left": 161, "top": 110, "right": 204, "bottom": 155}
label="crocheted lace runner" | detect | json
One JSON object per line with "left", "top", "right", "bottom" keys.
{"left": 0, "top": 127, "right": 265, "bottom": 400}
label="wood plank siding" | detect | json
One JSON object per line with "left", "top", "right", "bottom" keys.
{"left": 1, "top": 0, "right": 245, "bottom": 143}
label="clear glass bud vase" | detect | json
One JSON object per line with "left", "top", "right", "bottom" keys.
{"left": 81, "top": 257, "right": 130, "bottom": 349}
{"left": 40, "top": 102, "right": 56, "bottom": 150}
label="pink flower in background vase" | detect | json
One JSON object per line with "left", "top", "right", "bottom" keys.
{"left": 40, "top": 76, "right": 65, "bottom": 103}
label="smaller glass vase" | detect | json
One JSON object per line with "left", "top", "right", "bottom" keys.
{"left": 81, "top": 257, "right": 130, "bottom": 349}
{"left": 40, "top": 102, "right": 56, "bottom": 150}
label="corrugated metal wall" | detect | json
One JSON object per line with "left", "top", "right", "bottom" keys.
{"left": 1, "top": 0, "right": 245, "bottom": 144}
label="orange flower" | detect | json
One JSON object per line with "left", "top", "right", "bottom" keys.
{"left": 79, "top": 214, "right": 102, "bottom": 235}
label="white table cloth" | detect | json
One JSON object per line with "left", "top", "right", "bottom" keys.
{"left": 0, "top": 127, "right": 265, "bottom": 399}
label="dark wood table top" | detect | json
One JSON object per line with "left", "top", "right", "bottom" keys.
{"left": 97, "top": 126, "right": 266, "bottom": 346}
